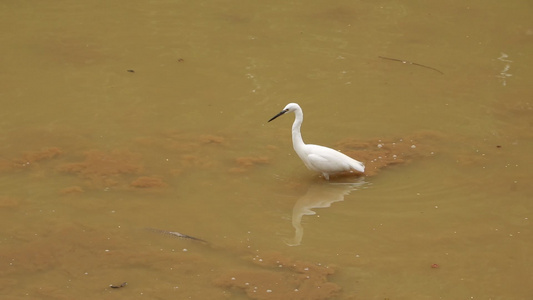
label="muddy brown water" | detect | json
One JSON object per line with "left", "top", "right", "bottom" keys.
{"left": 0, "top": 1, "right": 532, "bottom": 299}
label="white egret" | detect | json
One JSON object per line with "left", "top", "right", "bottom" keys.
{"left": 268, "top": 103, "right": 365, "bottom": 180}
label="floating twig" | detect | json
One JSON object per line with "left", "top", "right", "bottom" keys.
{"left": 378, "top": 56, "right": 443, "bottom": 74}
{"left": 110, "top": 282, "right": 127, "bottom": 289}
{"left": 145, "top": 228, "right": 207, "bottom": 243}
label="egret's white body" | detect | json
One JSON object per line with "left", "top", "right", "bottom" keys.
{"left": 268, "top": 103, "right": 365, "bottom": 180}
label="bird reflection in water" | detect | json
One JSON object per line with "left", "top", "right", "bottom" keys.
{"left": 286, "top": 179, "right": 368, "bottom": 246}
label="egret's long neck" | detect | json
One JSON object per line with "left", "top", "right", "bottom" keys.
{"left": 291, "top": 109, "right": 305, "bottom": 151}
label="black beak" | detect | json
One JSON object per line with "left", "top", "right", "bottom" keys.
{"left": 268, "top": 109, "right": 288, "bottom": 122}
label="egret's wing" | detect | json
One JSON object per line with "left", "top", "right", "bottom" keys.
{"left": 306, "top": 145, "right": 364, "bottom": 173}
{"left": 307, "top": 152, "right": 350, "bottom": 173}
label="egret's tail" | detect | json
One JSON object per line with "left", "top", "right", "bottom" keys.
{"left": 352, "top": 161, "right": 365, "bottom": 173}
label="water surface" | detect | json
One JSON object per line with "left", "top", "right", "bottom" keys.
{"left": 0, "top": 1, "right": 531, "bottom": 299}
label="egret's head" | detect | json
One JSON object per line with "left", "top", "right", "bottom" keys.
{"left": 268, "top": 103, "right": 301, "bottom": 122}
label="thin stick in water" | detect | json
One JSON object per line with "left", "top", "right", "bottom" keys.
{"left": 145, "top": 227, "right": 207, "bottom": 243}
{"left": 378, "top": 56, "right": 444, "bottom": 74}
